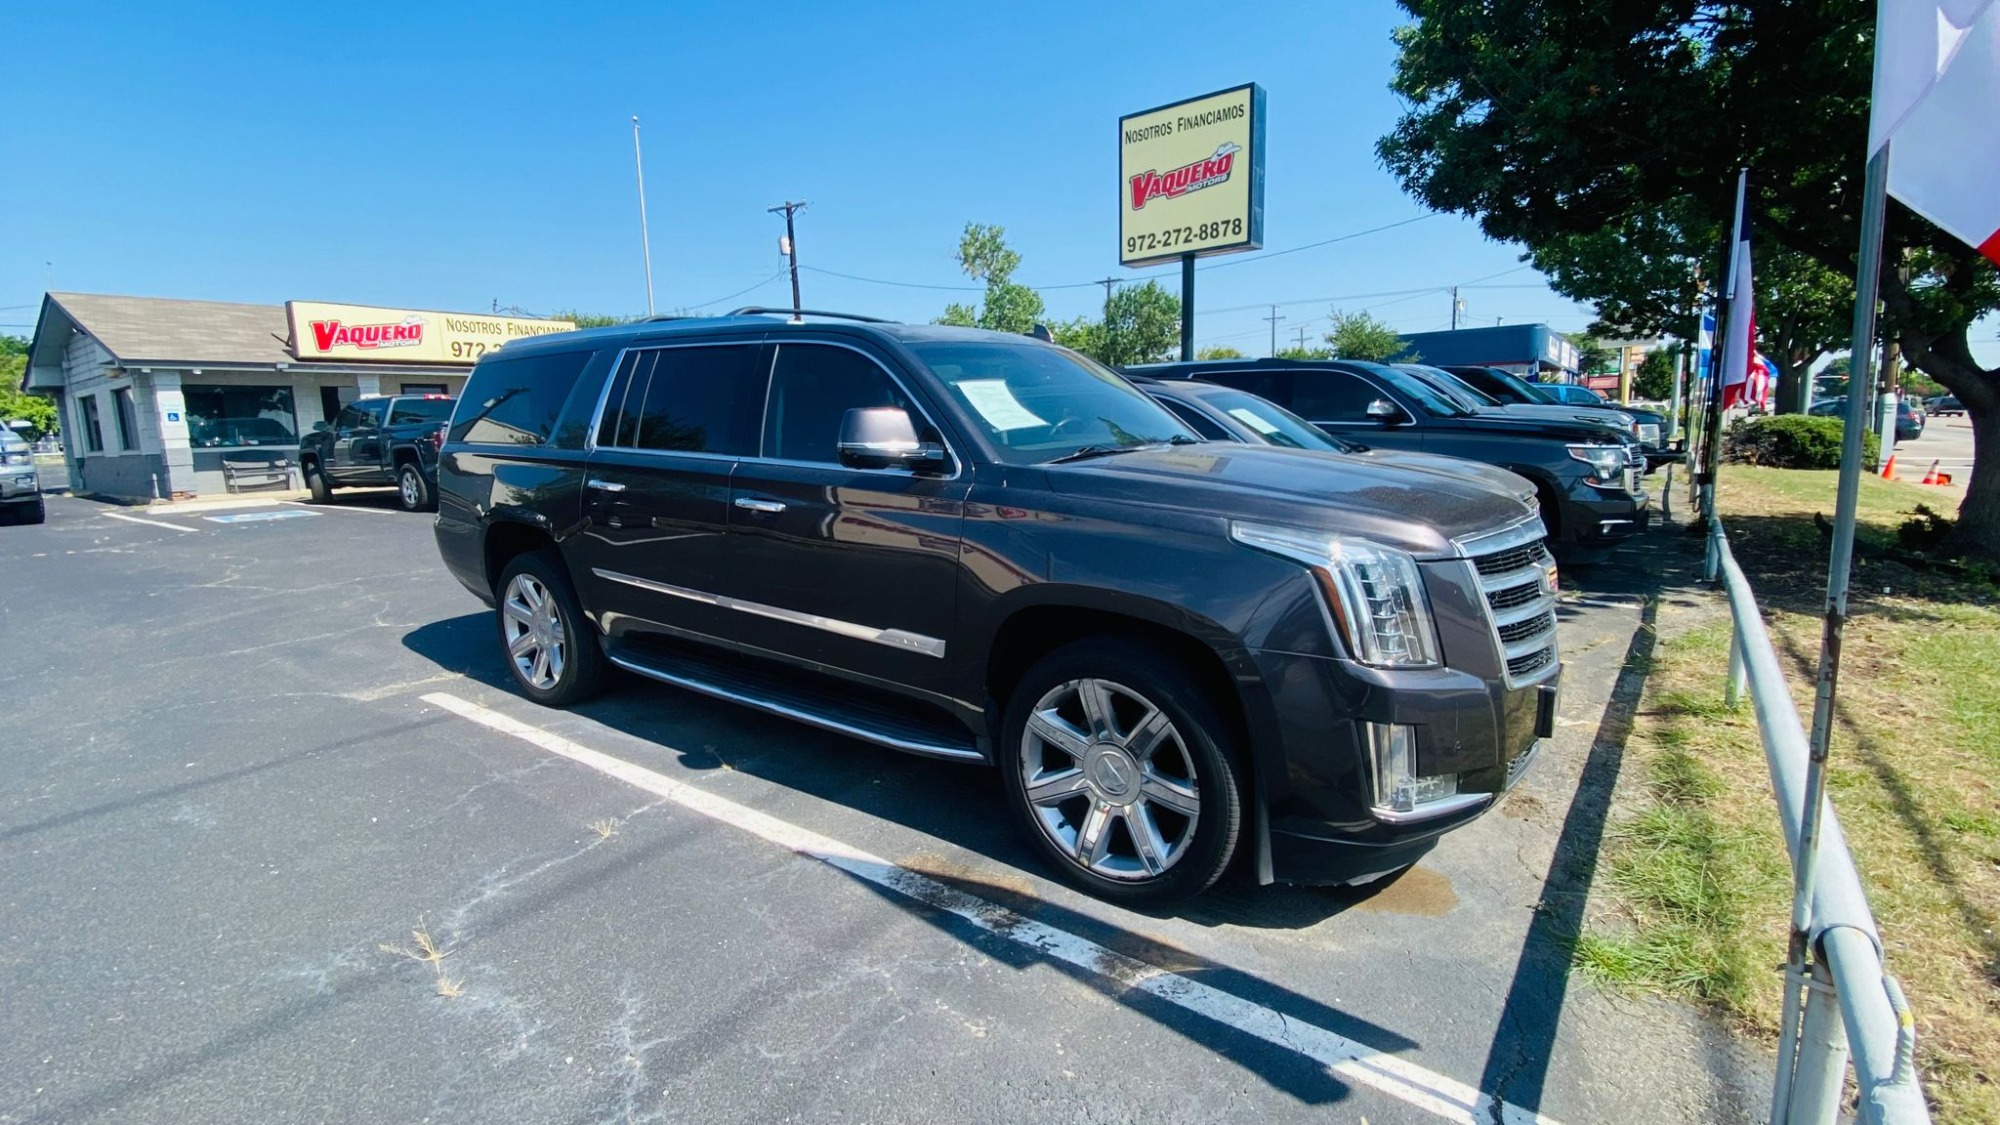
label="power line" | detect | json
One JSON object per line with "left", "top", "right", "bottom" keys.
{"left": 689, "top": 269, "right": 791, "bottom": 310}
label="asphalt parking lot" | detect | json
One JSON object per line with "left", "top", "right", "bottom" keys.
{"left": 0, "top": 490, "right": 1767, "bottom": 1124}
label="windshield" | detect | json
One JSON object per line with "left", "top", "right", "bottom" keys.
{"left": 1198, "top": 390, "right": 1350, "bottom": 452}
{"left": 1486, "top": 368, "right": 1556, "bottom": 404}
{"left": 1383, "top": 364, "right": 1485, "bottom": 416}
{"left": 906, "top": 340, "right": 1194, "bottom": 464}
{"left": 1400, "top": 364, "right": 1505, "bottom": 410}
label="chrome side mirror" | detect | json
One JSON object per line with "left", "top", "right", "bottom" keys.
{"left": 1365, "top": 398, "right": 1403, "bottom": 422}
{"left": 837, "top": 407, "right": 947, "bottom": 472}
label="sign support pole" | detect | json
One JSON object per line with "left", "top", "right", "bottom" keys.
{"left": 1180, "top": 253, "right": 1195, "bottom": 361}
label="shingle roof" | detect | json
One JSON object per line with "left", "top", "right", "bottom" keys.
{"left": 46, "top": 291, "right": 294, "bottom": 366}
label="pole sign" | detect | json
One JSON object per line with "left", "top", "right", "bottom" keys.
{"left": 1119, "top": 84, "right": 1265, "bottom": 267}
{"left": 285, "top": 302, "right": 576, "bottom": 364}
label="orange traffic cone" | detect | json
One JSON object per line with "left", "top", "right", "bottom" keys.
{"left": 1921, "top": 460, "right": 1942, "bottom": 485}
{"left": 1880, "top": 452, "right": 1897, "bottom": 480}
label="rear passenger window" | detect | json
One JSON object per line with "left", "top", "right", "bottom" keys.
{"left": 1290, "top": 373, "right": 1385, "bottom": 423}
{"left": 1159, "top": 400, "right": 1229, "bottom": 440}
{"left": 451, "top": 351, "right": 593, "bottom": 445}
{"left": 597, "top": 345, "right": 764, "bottom": 455}
{"left": 762, "top": 344, "right": 916, "bottom": 463}
{"left": 1202, "top": 370, "right": 1292, "bottom": 406}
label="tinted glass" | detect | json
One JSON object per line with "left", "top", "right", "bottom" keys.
{"left": 1196, "top": 369, "right": 1293, "bottom": 406}
{"left": 185, "top": 385, "right": 298, "bottom": 447}
{"left": 1289, "top": 371, "right": 1389, "bottom": 422}
{"left": 389, "top": 398, "right": 455, "bottom": 425}
{"left": 333, "top": 405, "right": 366, "bottom": 433}
{"left": 1461, "top": 366, "right": 1550, "bottom": 404}
{"left": 763, "top": 344, "right": 917, "bottom": 463}
{"left": 1400, "top": 365, "right": 1497, "bottom": 410}
{"left": 1367, "top": 365, "right": 1473, "bottom": 417}
{"left": 1157, "top": 398, "right": 1231, "bottom": 440}
{"left": 905, "top": 341, "right": 1192, "bottom": 464}
{"left": 1198, "top": 390, "right": 1348, "bottom": 451}
{"left": 451, "top": 351, "right": 593, "bottom": 446}
{"left": 600, "top": 345, "right": 763, "bottom": 455}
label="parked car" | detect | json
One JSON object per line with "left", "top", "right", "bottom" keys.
{"left": 435, "top": 311, "right": 1562, "bottom": 903}
{"left": 299, "top": 393, "right": 456, "bottom": 511}
{"left": 1133, "top": 357, "right": 1649, "bottom": 554}
{"left": 1927, "top": 395, "right": 1964, "bottom": 417}
{"left": 1443, "top": 365, "right": 1672, "bottom": 465}
{"left": 1807, "top": 396, "right": 1926, "bottom": 441}
{"left": 1, "top": 427, "right": 45, "bottom": 524}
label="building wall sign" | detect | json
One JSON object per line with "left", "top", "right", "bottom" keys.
{"left": 285, "top": 302, "right": 575, "bottom": 364}
{"left": 1118, "top": 84, "right": 1265, "bottom": 267}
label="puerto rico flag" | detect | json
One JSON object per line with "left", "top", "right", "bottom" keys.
{"left": 1718, "top": 171, "right": 1766, "bottom": 410}
{"left": 1872, "top": 1, "right": 2000, "bottom": 263}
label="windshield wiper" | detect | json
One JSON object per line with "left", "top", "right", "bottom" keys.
{"left": 1045, "top": 444, "right": 1146, "bottom": 464}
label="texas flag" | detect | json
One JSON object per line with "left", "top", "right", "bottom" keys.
{"left": 1718, "top": 171, "right": 1766, "bottom": 410}
{"left": 1872, "top": 0, "right": 2000, "bottom": 263}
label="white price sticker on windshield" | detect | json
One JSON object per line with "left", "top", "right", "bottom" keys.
{"left": 957, "top": 379, "right": 1048, "bottom": 431}
{"left": 1226, "top": 407, "right": 1280, "bottom": 435}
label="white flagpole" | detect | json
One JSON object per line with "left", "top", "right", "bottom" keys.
{"left": 632, "top": 115, "right": 656, "bottom": 318}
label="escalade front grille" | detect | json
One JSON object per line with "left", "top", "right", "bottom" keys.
{"left": 1456, "top": 516, "right": 1562, "bottom": 688}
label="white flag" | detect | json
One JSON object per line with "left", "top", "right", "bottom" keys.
{"left": 1872, "top": 0, "right": 2000, "bottom": 263}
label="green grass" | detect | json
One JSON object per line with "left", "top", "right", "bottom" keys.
{"left": 1584, "top": 468, "right": 2000, "bottom": 1124}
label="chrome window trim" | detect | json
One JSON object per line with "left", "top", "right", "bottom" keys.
{"left": 592, "top": 568, "right": 947, "bottom": 658}
{"left": 752, "top": 339, "right": 963, "bottom": 481}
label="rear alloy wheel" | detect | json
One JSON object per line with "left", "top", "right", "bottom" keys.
{"left": 396, "top": 462, "right": 433, "bottom": 512}
{"left": 1001, "top": 639, "right": 1243, "bottom": 903}
{"left": 495, "top": 550, "right": 606, "bottom": 707}
{"left": 305, "top": 461, "right": 334, "bottom": 503}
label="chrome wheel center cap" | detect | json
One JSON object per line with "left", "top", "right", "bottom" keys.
{"left": 1084, "top": 744, "right": 1140, "bottom": 805}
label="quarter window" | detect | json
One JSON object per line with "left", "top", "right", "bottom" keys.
{"left": 761, "top": 344, "right": 918, "bottom": 464}
{"left": 451, "top": 351, "right": 593, "bottom": 446}
{"left": 596, "top": 346, "right": 764, "bottom": 455}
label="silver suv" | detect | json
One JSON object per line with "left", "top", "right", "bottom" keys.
{"left": 1, "top": 428, "right": 45, "bottom": 524}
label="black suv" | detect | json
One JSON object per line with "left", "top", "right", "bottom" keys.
{"left": 1442, "top": 365, "right": 1672, "bottom": 467}
{"left": 434, "top": 312, "right": 1561, "bottom": 902}
{"left": 1134, "top": 358, "right": 1649, "bottom": 552}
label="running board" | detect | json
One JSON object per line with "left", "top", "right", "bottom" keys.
{"left": 602, "top": 637, "right": 984, "bottom": 762}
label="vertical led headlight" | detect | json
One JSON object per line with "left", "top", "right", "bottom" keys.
{"left": 1228, "top": 523, "right": 1439, "bottom": 668}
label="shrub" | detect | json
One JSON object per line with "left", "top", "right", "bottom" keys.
{"left": 1722, "top": 414, "right": 1880, "bottom": 470}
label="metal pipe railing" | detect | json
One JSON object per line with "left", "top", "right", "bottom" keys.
{"left": 1707, "top": 522, "right": 1930, "bottom": 1124}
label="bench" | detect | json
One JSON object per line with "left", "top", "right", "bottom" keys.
{"left": 220, "top": 453, "right": 295, "bottom": 493}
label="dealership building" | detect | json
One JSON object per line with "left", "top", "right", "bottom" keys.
{"left": 20, "top": 293, "right": 570, "bottom": 499}
{"left": 1397, "top": 324, "right": 1581, "bottom": 380}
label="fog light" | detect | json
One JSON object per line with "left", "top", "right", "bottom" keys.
{"left": 1364, "top": 722, "right": 1459, "bottom": 815}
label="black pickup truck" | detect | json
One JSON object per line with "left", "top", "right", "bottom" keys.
{"left": 299, "top": 394, "right": 456, "bottom": 511}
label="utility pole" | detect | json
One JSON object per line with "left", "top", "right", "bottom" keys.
{"left": 1450, "top": 286, "right": 1463, "bottom": 330}
{"left": 631, "top": 116, "right": 655, "bottom": 317}
{"left": 1264, "top": 305, "right": 1285, "bottom": 357}
{"left": 1097, "top": 277, "right": 1118, "bottom": 360}
{"left": 768, "top": 201, "right": 808, "bottom": 320}
{"left": 1293, "top": 325, "right": 1308, "bottom": 354}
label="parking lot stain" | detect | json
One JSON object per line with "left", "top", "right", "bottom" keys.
{"left": 1351, "top": 866, "right": 1458, "bottom": 917}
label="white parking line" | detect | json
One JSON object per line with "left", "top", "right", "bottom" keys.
{"left": 422, "top": 690, "right": 1560, "bottom": 1125}
{"left": 280, "top": 501, "right": 405, "bottom": 516}
{"left": 102, "top": 511, "right": 197, "bottom": 532}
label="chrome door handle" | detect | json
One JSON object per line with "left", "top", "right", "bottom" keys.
{"left": 733, "top": 497, "right": 786, "bottom": 514}
{"left": 586, "top": 478, "right": 626, "bottom": 493}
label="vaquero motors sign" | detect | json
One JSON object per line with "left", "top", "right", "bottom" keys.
{"left": 285, "top": 302, "right": 577, "bottom": 364}
{"left": 1118, "top": 84, "right": 1265, "bottom": 267}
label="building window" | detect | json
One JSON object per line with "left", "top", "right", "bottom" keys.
{"left": 113, "top": 387, "right": 140, "bottom": 451}
{"left": 401, "top": 383, "right": 448, "bottom": 395}
{"left": 79, "top": 395, "right": 105, "bottom": 453}
{"left": 183, "top": 385, "right": 298, "bottom": 448}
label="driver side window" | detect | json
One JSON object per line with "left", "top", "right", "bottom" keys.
{"left": 334, "top": 405, "right": 369, "bottom": 435}
{"left": 1292, "top": 373, "right": 1389, "bottom": 423}
{"left": 761, "top": 344, "right": 920, "bottom": 464}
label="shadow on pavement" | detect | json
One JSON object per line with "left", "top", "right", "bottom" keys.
{"left": 401, "top": 612, "right": 1394, "bottom": 933}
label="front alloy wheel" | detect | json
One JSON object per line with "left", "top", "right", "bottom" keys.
{"left": 1021, "top": 678, "right": 1202, "bottom": 881}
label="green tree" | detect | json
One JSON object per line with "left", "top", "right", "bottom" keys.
{"left": 1197, "top": 345, "right": 1247, "bottom": 360}
{"left": 1573, "top": 335, "right": 1614, "bottom": 376}
{"left": 0, "top": 336, "right": 57, "bottom": 440}
{"left": 1325, "top": 310, "right": 1414, "bottom": 362}
{"left": 1277, "top": 344, "right": 1335, "bottom": 360}
{"left": 937, "top": 223, "right": 1045, "bottom": 334}
{"left": 1378, "top": 0, "right": 2000, "bottom": 557}
{"left": 1633, "top": 346, "right": 1678, "bottom": 401}
{"left": 548, "top": 311, "right": 634, "bottom": 329}
{"left": 1093, "top": 281, "right": 1182, "bottom": 366}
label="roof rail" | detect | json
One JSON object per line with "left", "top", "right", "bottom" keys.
{"left": 639, "top": 314, "right": 694, "bottom": 323}
{"left": 727, "top": 306, "right": 892, "bottom": 324}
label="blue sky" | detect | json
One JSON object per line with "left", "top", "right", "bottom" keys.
{"left": 1, "top": 0, "right": 1596, "bottom": 353}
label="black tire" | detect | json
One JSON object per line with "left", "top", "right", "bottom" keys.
{"left": 304, "top": 460, "right": 334, "bottom": 504}
{"left": 396, "top": 461, "right": 434, "bottom": 512}
{"left": 494, "top": 549, "right": 607, "bottom": 707}
{"left": 21, "top": 495, "right": 45, "bottom": 524}
{"left": 999, "top": 637, "right": 1245, "bottom": 905}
